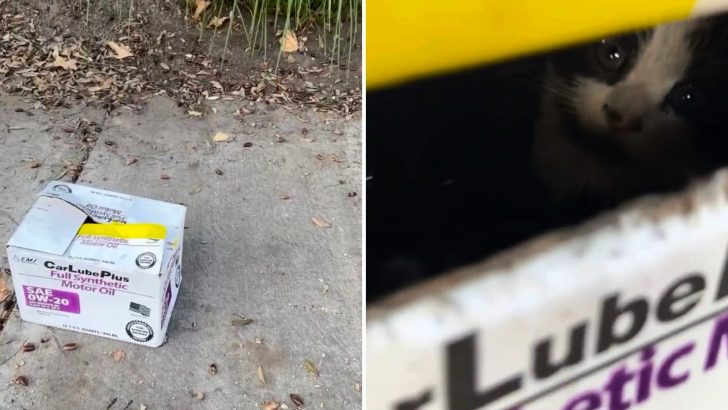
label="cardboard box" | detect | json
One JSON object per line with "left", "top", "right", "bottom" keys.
{"left": 367, "top": 171, "right": 728, "bottom": 409}
{"left": 6, "top": 182, "right": 186, "bottom": 347}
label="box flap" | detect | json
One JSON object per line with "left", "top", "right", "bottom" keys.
{"left": 11, "top": 182, "right": 187, "bottom": 274}
{"left": 7, "top": 195, "right": 89, "bottom": 255}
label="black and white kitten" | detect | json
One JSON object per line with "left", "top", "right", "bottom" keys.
{"left": 533, "top": 15, "right": 728, "bottom": 204}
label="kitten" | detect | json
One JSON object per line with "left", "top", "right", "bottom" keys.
{"left": 533, "top": 14, "right": 728, "bottom": 204}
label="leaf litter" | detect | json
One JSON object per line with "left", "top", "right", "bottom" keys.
{"left": 0, "top": 4, "right": 360, "bottom": 116}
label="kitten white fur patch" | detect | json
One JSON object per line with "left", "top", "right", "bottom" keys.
{"left": 571, "top": 77, "right": 612, "bottom": 133}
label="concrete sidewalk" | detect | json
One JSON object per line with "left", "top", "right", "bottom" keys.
{"left": 0, "top": 95, "right": 362, "bottom": 409}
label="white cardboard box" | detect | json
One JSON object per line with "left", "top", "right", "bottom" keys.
{"left": 367, "top": 171, "right": 728, "bottom": 409}
{"left": 6, "top": 182, "right": 186, "bottom": 347}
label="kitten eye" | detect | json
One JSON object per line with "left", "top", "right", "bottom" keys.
{"left": 595, "top": 39, "right": 626, "bottom": 71}
{"left": 667, "top": 83, "right": 706, "bottom": 115}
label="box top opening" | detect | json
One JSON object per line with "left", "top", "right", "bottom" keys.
{"left": 7, "top": 182, "right": 186, "bottom": 275}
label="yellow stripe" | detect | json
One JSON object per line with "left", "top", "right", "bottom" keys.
{"left": 367, "top": 0, "right": 698, "bottom": 89}
{"left": 77, "top": 223, "right": 166, "bottom": 240}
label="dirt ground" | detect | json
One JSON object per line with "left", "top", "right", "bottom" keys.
{"left": 0, "top": 0, "right": 361, "bottom": 116}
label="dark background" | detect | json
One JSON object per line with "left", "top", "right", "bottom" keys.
{"left": 366, "top": 54, "right": 601, "bottom": 302}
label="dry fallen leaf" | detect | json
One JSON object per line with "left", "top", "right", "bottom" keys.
{"left": 212, "top": 132, "right": 230, "bottom": 142}
{"left": 311, "top": 217, "right": 331, "bottom": 229}
{"left": 231, "top": 318, "right": 254, "bottom": 326}
{"left": 257, "top": 365, "right": 266, "bottom": 385}
{"left": 281, "top": 29, "right": 298, "bottom": 52}
{"left": 208, "top": 363, "right": 217, "bottom": 376}
{"left": 193, "top": 0, "right": 210, "bottom": 19}
{"left": 193, "top": 391, "right": 204, "bottom": 400}
{"left": 62, "top": 343, "right": 79, "bottom": 351}
{"left": 11, "top": 376, "right": 28, "bottom": 386}
{"left": 303, "top": 359, "right": 319, "bottom": 377}
{"left": 52, "top": 56, "right": 77, "bottom": 70}
{"left": 112, "top": 349, "right": 125, "bottom": 362}
{"left": 290, "top": 394, "right": 304, "bottom": 407}
{"left": 28, "top": 160, "right": 41, "bottom": 169}
{"left": 160, "top": 62, "right": 170, "bottom": 71}
{"left": 106, "top": 41, "right": 133, "bottom": 59}
{"left": 0, "top": 277, "right": 9, "bottom": 302}
{"left": 208, "top": 16, "right": 229, "bottom": 28}
{"left": 188, "top": 110, "right": 203, "bottom": 117}
{"left": 89, "top": 78, "right": 114, "bottom": 92}
{"left": 261, "top": 401, "right": 280, "bottom": 410}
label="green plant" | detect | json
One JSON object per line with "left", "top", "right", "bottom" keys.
{"left": 196, "top": 0, "right": 361, "bottom": 73}
{"left": 78, "top": 0, "right": 361, "bottom": 75}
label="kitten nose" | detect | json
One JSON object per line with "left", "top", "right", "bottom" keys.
{"left": 603, "top": 85, "right": 648, "bottom": 132}
{"left": 602, "top": 103, "right": 643, "bottom": 132}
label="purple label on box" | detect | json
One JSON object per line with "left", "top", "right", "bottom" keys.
{"left": 160, "top": 281, "right": 172, "bottom": 327}
{"left": 22, "top": 286, "right": 80, "bottom": 314}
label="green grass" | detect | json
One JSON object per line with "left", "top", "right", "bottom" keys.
{"left": 190, "top": 0, "right": 361, "bottom": 73}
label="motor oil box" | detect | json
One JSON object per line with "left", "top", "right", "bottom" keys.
{"left": 6, "top": 182, "right": 186, "bottom": 347}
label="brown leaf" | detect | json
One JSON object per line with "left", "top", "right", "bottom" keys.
{"left": 52, "top": 56, "right": 78, "bottom": 70}
{"left": 243, "top": 142, "right": 253, "bottom": 148}
{"left": 106, "top": 41, "right": 133, "bottom": 60}
{"left": 290, "top": 394, "right": 304, "bottom": 407}
{"left": 11, "top": 376, "right": 28, "bottom": 386}
{"left": 257, "top": 365, "right": 266, "bottom": 385}
{"left": 281, "top": 30, "right": 298, "bottom": 52}
{"left": 89, "top": 78, "right": 114, "bottom": 92}
{"left": 21, "top": 343, "right": 35, "bottom": 352}
{"left": 261, "top": 401, "right": 280, "bottom": 410}
{"left": 28, "top": 160, "right": 41, "bottom": 169}
{"left": 208, "top": 16, "right": 229, "bottom": 28}
{"left": 112, "top": 349, "right": 125, "bottom": 362}
{"left": 62, "top": 343, "right": 78, "bottom": 351}
{"left": 212, "top": 132, "right": 229, "bottom": 142}
{"left": 160, "top": 174, "right": 171, "bottom": 180}
{"left": 303, "top": 359, "right": 319, "bottom": 377}
{"left": 311, "top": 217, "right": 331, "bottom": 229}
{"left": 193, "top": 0, "right": 210, "bottom": 19}
{"left": 0, "top": 277, "right": 9, "bottom": 302}
{"left": 231, "top": 318, "right": 253, "bottom": 326}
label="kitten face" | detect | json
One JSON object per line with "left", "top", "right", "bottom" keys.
{"left": 547, "top": 16, "right": 728, "bottom": 167}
